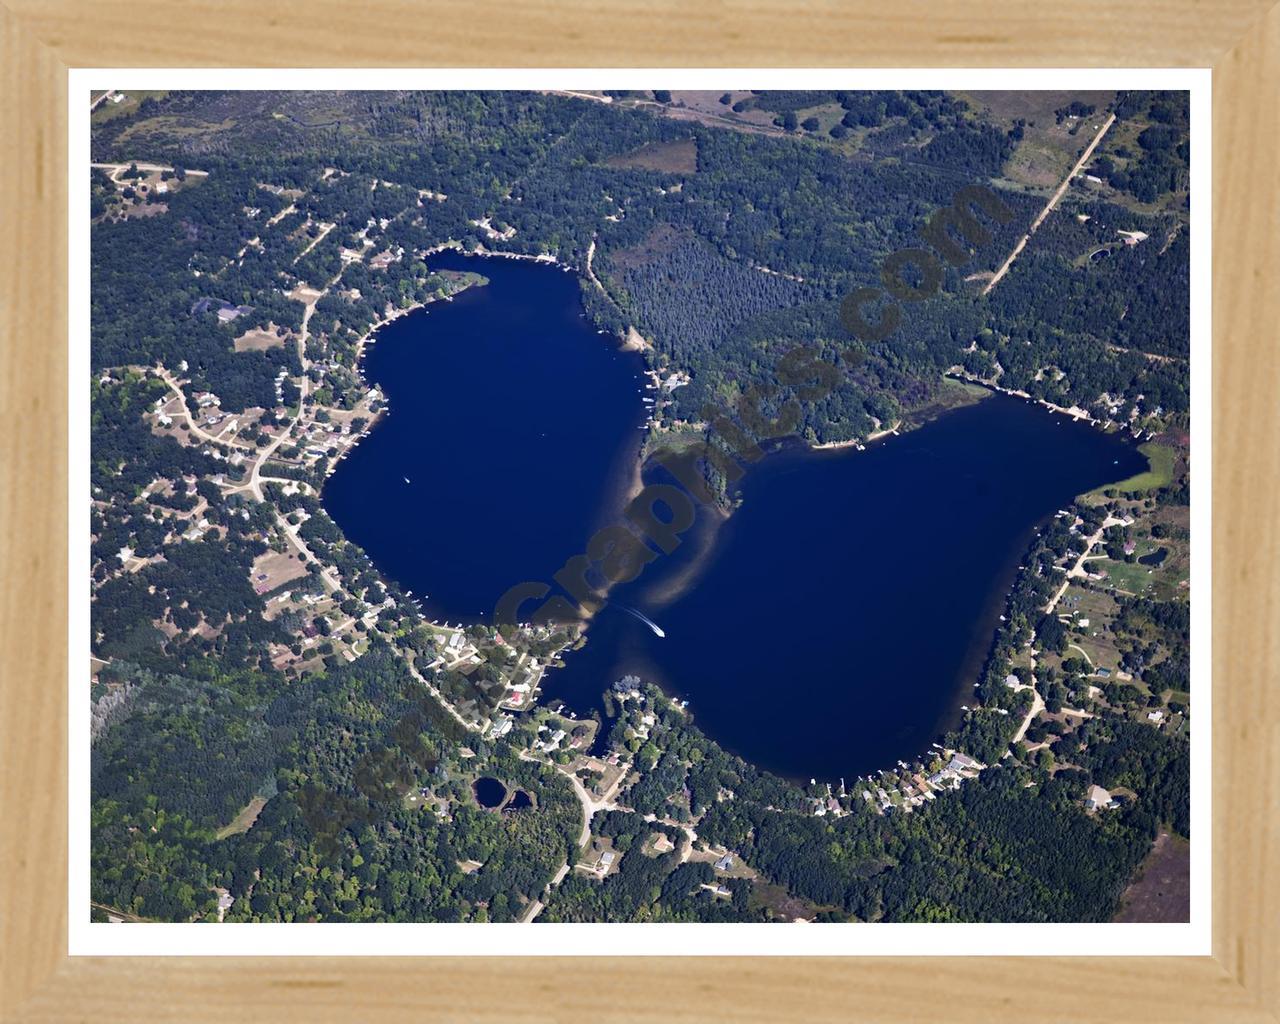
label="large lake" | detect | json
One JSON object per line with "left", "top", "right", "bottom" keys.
{"left": 323, "top": 251, "right": 649, "bottom": 621}
{"left": 324, "top": 252, "right": 1146, "bottom": 783}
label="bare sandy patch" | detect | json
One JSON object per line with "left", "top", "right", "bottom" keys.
{"left": 234, "top": 322, "right": 289, "bottom": 352}
{"left": 251, "top": 548, "right": 309, "bottom": 594}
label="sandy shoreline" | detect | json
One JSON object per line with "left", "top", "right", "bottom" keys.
{"left": 810, "top": 419, "right": 901, "bottom": 451}
{"left": 621, "top": 326, "right": 654, "bottom": 353}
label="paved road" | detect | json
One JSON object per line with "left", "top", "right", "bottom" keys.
{"left": 229, "top": 296, "right": 320, "bottom": 501}
{"left": 404, "top": 657, "right": 481, "bottom": 734}
{"left": 155, "top": 368, "right": 251, "bottom": 450}
{"left": 515, "top": 751, "right": 633, "bottom": 920}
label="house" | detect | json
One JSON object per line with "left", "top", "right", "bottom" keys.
{"left": 1004, "top": 673, "right": 1021, "bottom": 689}
{"left": 1095, "top": 667, "right": 1112, "bottom": 678}
{"left": 489, "top": 717, "right": 514, "bottom": 739}
{"left": 538, "top": 728, "right": 565, "bottom": 753}
{"left": 1086, "top": 785, "right": 1117, "bottom": 811}
{"left": 1146, "top": 710, "right": 1165, "bottom": 723}
{"left": 216, "top": 304, "right": 252, "bottom": 323}
{"left": 597, "top": 850, "right": 615, "bottom": 871}
{"left": 715, "top": 854, "right": 734, "bottom": 872}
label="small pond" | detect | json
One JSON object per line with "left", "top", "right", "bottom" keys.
{"left": 1138, "top": 546, "right": 1168, "bottom": 566}
{"left": 472, "top": 776, "right": 507, "bottom": 808}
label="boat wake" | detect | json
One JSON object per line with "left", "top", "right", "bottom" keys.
{"left": 618, "top": 604, "right": 665, "bottom": 638}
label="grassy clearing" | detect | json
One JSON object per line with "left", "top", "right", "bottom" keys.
{"left": 215, "top": 796, "right": 267, "bottom": 840}
{"left": 959, "top": 90, "right": 1115, "bottom": 189}
{"left": 1096, "top": 442, "right": 1176, "bottom": 495}
{"left": 1097, "top": 557, "right": 1162, "bottom": 597}
{"left": 234, "top": 326, "right": 287, "bottom": 353}
{"left": 906, "top": 376, "right": 990, "bottom": 427}
{"left": 1115, "top": 832, "right": 1190, "bottom": 923}
{"left": 603, "top": 138, "right": 697, "bottom": 173}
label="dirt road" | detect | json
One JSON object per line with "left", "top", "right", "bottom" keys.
{"left": 155, "top": 368, "right": 251, "bottom": 450}
{"left": 983, "top": 113, "right": 1117, "bottom": 296}
{"left": 91, "top": 161, "right": 209, "bottom": 181}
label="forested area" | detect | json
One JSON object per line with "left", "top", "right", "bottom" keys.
{"left": 91, "top": 374, "right": 217, "bottom": 502}
{"left": 695, "top": 767, "right": 1155, "bottom": 922}
{"left": 1099, "top": 91, "right": 1191, "bottom": 204}
{"left": 91, "top": 88, "right": 1187, "bottom": 442}
{"left": 93, "top": 642, "right": 582, "bottom": 921}
{"left": 542, "top": 810, "right": 762, "bottom": 922}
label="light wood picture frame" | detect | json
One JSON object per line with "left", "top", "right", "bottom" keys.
{"left": 2, "top": 2, "right": 1276, "bottom": 1019}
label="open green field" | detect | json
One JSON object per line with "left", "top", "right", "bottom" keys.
{"left": 958, "top": 90, "right": 1115, "bottom": 189}
{"left": 1096, "top": 442, "right": 1176, "bottom": 495}
{"left": 1097, "top": 557, "right": 1163, "bottom": 597}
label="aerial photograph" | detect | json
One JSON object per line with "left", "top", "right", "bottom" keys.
{"left": 88, "top": 87, "right": 1192, "bottom": 926}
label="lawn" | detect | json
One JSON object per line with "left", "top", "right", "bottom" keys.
{"left": 1097, "top": 557, "right": 1162, "bottom": 597}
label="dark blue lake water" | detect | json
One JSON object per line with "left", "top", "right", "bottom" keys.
{"left": 323, "top": 251, "right": 649, "bottom": 621}
{"left": 324, "top": 252, "right": 1146, "bottom": 783}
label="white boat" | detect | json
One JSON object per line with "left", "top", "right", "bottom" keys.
{"left": 403, "top": 476, "right": 411, "bottom": 484}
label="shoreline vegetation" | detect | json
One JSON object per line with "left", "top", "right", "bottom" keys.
{"left": 321, "top": 248, "right": 1155, "bottom": 796}
{"left": 405, "top": 250, "right": 1143, "bottom": 684}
